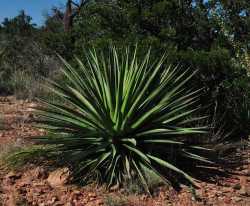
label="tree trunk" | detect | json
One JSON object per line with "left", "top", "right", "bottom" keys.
{"left": 63, "top": 0, "right": 73, "bottom": 32}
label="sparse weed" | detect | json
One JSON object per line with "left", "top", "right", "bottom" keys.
{"left": 0, "top": 139, "right": 25, "bottom": 162}
{"left": 16, "top": 197, "right": 29, "bottom": 206}
{"left": 123, "top": 178, "right": 144, "bottom": 195}
{"left": 1, "top": 144, "right": 55, "bottom": 170}
{"left": 10, "top": 70, "right": 43, "bottom": 100}
{"left": 104, "top": 195, "right": 128, "bottom": 206}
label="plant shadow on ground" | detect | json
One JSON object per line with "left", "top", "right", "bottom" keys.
{"left": 104, "top": 195, "right": 129, "bottom": 206}
{"left": 172, "top": 110, "right": 250, "bottom": 187}
{"left": 178, "top": 144, "right": 248, "bottom": 184}
{"left": 0, "top": 108, "right": 248, "bottom": 196}
{"left": 0, "top": 104, "right": 248, "bottom": 195}
{"left": 1, "top": 136, "right": 248, "bottom": 195}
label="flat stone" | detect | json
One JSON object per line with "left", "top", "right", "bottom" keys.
{"left": 232, "top": 196, "right": 242, "bottom": 202}
{"left": 47, "top": 168, "right": 70, "bottom": 188}
{"left": 233, "top": 183, "right": 241, "bottom": 190}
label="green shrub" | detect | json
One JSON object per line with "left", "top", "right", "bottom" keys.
{"left": 10, "top": 70, "right": 43, "bottom": 100}
{"left": 32, "top": 46, "right": 210, "bottom": 192}
{"left": 10, "top": 70, "right": 33, "bottom": 100}
{"left": 9, "top": 69, "right": 61, "bottom": 101}
{"left": 0, "top": 49, "right": 13, "bottom": 95}
{"left": 2, "top": 144, "right": 58, "bottom": 170}
{"left": 0, "top": 139, "right": 28, "bottom": 168}
{"left": 0, "top": 68, "right": 13, "bottom": 95}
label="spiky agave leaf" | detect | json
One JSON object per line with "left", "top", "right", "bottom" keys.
{"left": 34, "top": 46, "right": 210, "bottom": 192}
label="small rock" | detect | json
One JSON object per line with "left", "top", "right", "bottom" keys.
{"left": 224, "top": 197, "right": 231, "bottom": 204}
{"left": 233, "top": 183, "right": 241, "bottom": 190}
{"left": 238, "top": 176, "right": 249, "bottom": 196}
{"left": 47, "top": 196, "right": 58, "bottom": 204}
{"left": 236, "top": 166, "right": 244, "bottom": 171}
{"left": 89, "top": 197, "right": 96, "bottom": 201}
{"left": 6, "top": 171, "right": 21, "bottom": 179}
{"left": 140, "top": 194, "right": 147, "bottom": 201}
{"left": 47, "top": 168, "right": 70, "bottom": 188}
{"left": 110, "top": 184, "right": 119, "bottom": 191}
{"left": 33, "top": 192, "right": 41, "bottom": 197}
{"left": 120, "top": 188, "right": 125, "bottom": 193}
{"left": 54, "top": 201, "right": 65, "bottom": 206}
{"left": 33, "top": 167, "right": 47, "bottom": 179}
{"left": 88, "top": 193, "right": 96, "bottom": 198}
{"left": 73, "top": 190, "right": 81, "bottom": 195}
{"left": 222, "top": 187, "right": 233, "bottom": 193}
{"left": 232, "top": 196, "right": 242, "bottom": 202}
{"left": 96, "top": 199, "right": 104, "bottom": 205}
{"left": 242, "top": 169, "right": 250, "bottom": 176}
{"left": 239, "top": 189, "right": 249, "bottom": 196}
{"left": 216, "top": 190, "right": 223, "bottom": 195}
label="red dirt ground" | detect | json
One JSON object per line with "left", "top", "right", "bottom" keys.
{"left": 0, "top": 96, "right": 250, "bottom": 206}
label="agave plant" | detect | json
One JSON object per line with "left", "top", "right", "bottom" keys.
{"left": 35, "top": 46, "right": 210, "bottom": 192}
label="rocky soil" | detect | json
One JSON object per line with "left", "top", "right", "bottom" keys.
{"left": 0, "top": 96, "right": 250, "bottom": 206}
